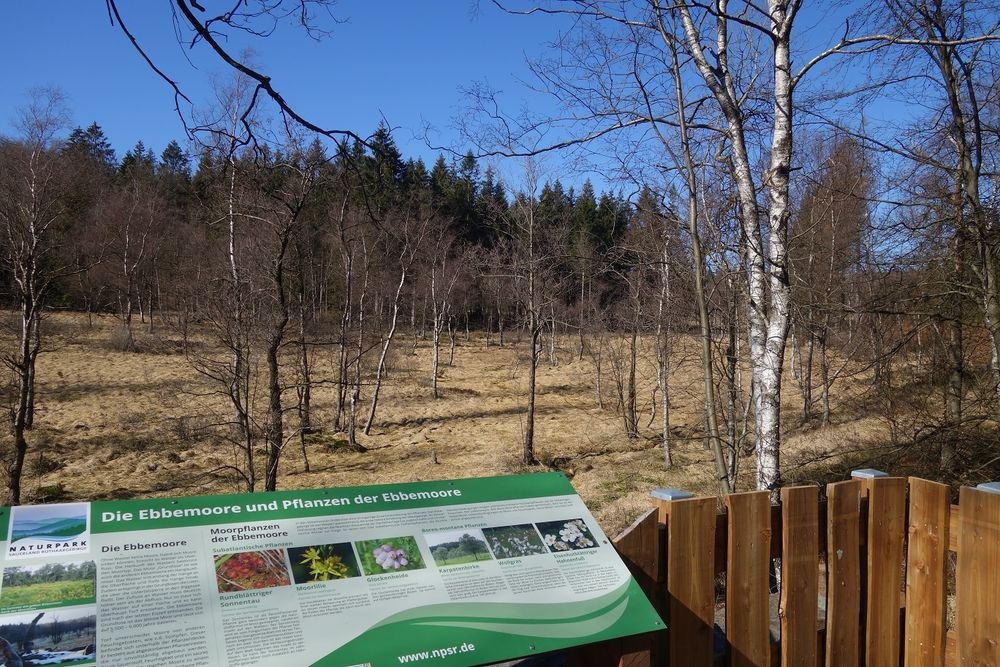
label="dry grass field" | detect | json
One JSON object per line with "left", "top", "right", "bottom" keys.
{"left": 0, "top": 311, "right": 929, "bottom": 535}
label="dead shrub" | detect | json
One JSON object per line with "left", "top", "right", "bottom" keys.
{"left": 31, "top": 482, "right": 68, "bottom": 503}
{"left": 107, "top": 324, "right": 137, "bottom": 352}
{"left": 168, "top": 414, "right": 212, "bottom": 443}
{"left": 29, "top": 452, "right": 62, "bottom": 475}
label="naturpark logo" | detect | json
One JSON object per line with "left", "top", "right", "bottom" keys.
{"left": 7, "top": 502, "right": 91, "bottom": 559}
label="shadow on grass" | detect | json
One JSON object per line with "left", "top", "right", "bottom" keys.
{"left": 373, "top": 403, "right": 562, "bottom": 430}
{"left": 784, "top": 421, "right": 1000, "bottom": 496}
{"left": 41, "top": 376, "right": 193, "bottom": 403}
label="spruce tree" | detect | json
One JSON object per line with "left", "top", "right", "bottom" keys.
{"left": 571, "top": 180, "right": 599, "bottom": 245}
{"left": 159, "top": 140, "right": 191, "bottom": 178}
{"left": 63, "top": 122, "right": 116, "bottom": 172}
{"left": 430, "top": 154, "right": 453, "bottom": 208}
{"left": 452, "top": 151, "right": 482, "bottom": 244}
{"left": 538, "top": 179, "right": 570, "bottom": 231}
{"left": 367, "top": 124, "right": 404, "bottom": 214}
{"left": 402, "top": 157, "right": 429, "bottom": 193}
{"left": 119, "top": 140, "right": 156, "bottom": 179}
{"left": 476, "top": 166, "right": 508, "bottom": 239}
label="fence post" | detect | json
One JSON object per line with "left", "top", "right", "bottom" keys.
{"left": 651, "top": 486, "right": 693, "bottom": 667}
{"left": 652, "top": 487, "right": 716, "bottom": 667}
{"left": 779, "top": 486, "right": 819, "bottom": 667}
{"left": 726, "top": 491, "right": 772, "bottom": 667}
{"left": 825, "top": 479, "right": 863, "bottom": 667}
{"left": 609, "top": 507, "right": 664, "bottom": 667}
{"left": 904, "top": 477, "right": 950, "bottom": 667}
{"left": 863, "top": 475, "right": 907, "bottom": 667}
{"left": 652, "top": 488, "right": 694, "bottom": 521}
{"left": 850, "top": 468, "right": 888, "bottom": 492}
{"left": 956, "top": 484, "right": 1000, "bottom": 665}
{"left": 849, "top": 467, "right": 886, "bottom": 660}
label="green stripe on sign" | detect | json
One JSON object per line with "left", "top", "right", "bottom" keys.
{"left": 372, "top": 580, "right": 631, "bottom": 626}
{"left": 311, "top": 579, "right": 662, "bottom": 667}
{"left": 417, "top": 597, "right": 629, "bottom": 638}
{"left": 90, "top": 472, "right": 575, "bottom": 533}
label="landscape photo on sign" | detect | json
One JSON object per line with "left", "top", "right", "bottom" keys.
{"left": 0, "top": 605, "right": 97, "bottom": 666}
{"left": 7, "top": 504, "right": 90, "bottom": 558}
{"left": 0, "top": 560, "right": 96, "bottom": 613}
{"left": 424, "top": 529, "right": 493, "bottom": 567}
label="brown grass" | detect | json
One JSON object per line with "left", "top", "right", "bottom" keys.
{"left": 1, "top": 311, "right": 989, "bottom": 535}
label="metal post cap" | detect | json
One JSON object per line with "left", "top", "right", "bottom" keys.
{"left": 651, "top": 488, "right": 694, "bottom": 501}
{"left": 851, "top": 468, "right": 889, "bottom": 479}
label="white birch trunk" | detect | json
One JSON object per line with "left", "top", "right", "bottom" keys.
{"left": 677, "top": 0, "right": 794, "bottom": 491}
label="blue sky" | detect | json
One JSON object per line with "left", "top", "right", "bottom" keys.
{"left": 1, "top": 2, "right": 581, "bottom": 186}
{"left": 0, "top": 2, "right": 929, "bottom": 200}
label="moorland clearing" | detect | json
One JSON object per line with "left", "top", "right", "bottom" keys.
{"left": 0, "top": 311, "right": 964, "bottom": 534}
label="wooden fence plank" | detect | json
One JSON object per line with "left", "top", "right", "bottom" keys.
{"left": 780, "top": 486, "right": 819, "bottom": 667}
{"left": 726, "top": 491, "right": 771, "bottom": 667}
{"left": 565, "top": 639, "right": 623, "bottom": 666}
{"left": 666, "top": 496, "right": 717, "bottom": 667}
{"left": 865, "top": 477, "right": 907, "bottom": 667}
{"left": 949, "top": 505, "right": 961, "bottom": 553}
{"left": 613, "top": 509, "right": 663, "bottom": 667}
{"left": 618, "top": 635, "right": 656, "bottom": 667}
{"left": 567, "top": 639, "right": 637, "bottom": 667}
{"left": 904, "top": 477, "right": 950, "bottom": 667}
{"left": 956, "top": 486, "right": 1000, "bottom": 666}
{"left": 614, "top": 509, "right": 661, "bottom": 594}
{"left": 826, "top": 480, "right": 862, "bottom": 667}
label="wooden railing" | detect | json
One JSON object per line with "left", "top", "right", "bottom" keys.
{"left": 572, "top": 473, "right": 1000, "bottom": 666}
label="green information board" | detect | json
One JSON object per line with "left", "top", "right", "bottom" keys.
{"left": 0, "top": 473, "right": 662, "bottom": 666}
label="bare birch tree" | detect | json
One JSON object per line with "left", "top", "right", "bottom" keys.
{"left": 789, "top": 135, "right": 869, "bottom": 426}
{"left": 103, "top": 162, "right": 161, "bottom": 351}
{"left": 473, "top": 0, "right": 930, "bottom": 491}
{"left": 482, "top": 161, "right": 554, "bottom": 464}
{"left": 364, "top": 207, "right": 427, "bottom": 432}
{"left": 427, "top": 230, "right": 470, "bottom": 400}
{"left": 0, "top": 90, "right": 73, "bottom": 504}
{"left": 253, "top": 138, "right": 326, "bottom": 490}
{"left": 884, "top": 0, "right": 1000, "bottom": 423}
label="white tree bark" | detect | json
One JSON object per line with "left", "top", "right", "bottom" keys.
{"left": 364, "top": 266, "right": 406, "bottom": 434}
{"left": 675, "top": 0, "right": 795, "bottom": 491}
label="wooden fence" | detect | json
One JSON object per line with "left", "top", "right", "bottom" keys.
{"left": 571, "top": 474, "right": 1000, "bottom": 666}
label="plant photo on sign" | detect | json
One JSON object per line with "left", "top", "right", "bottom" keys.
{"left": 287, "top": 543, "right": 360, "bottom": 583}
{"left": 481, "top": 525, "right": 547, "bottom": 559}
{"left": 354, "top": 537, "right": 426, "bottom": 575}
{"left": 424, "top": 529, "right": 493, "bottom": 567}
{"left": 214, "top": 550, "right": 291, "bottom": 593}
{"left": 536, "top": 519, "right": 598, "bottom": 552}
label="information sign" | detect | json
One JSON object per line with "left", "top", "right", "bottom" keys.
{"left": 0, "top": 473, "right": 662, "bottom": 666}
